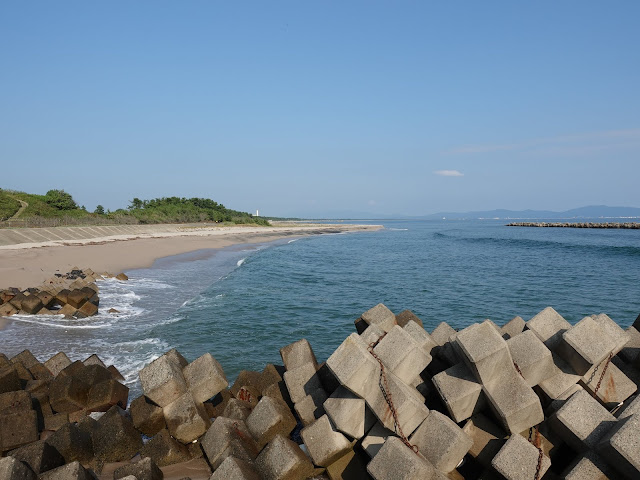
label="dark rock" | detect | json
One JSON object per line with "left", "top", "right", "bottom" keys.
{"left": 0, "top": 366, "right": 22, "bottom": 394}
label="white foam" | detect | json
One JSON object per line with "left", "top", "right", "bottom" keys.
{"left": 237, "top": 258, "right": 246, "bottom": 266}
{"left": 288, "top": 238, "right": 299, "bottom": 243}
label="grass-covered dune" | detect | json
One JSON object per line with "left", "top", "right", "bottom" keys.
{"left": 0, "top": 188, "right": 268, "bottom": 227}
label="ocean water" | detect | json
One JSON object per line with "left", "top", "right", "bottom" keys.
{"left": 2, "top": 220, "right": 639, "bottom": 397}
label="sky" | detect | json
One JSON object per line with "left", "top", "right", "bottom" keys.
{"left": 1, "top": 1, "right": 639, "bottom": 218}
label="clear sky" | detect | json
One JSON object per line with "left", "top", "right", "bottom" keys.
{"left": 1, "top": 1, "right": 639, "bottom": 217}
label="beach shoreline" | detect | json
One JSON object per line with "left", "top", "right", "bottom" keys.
{"left": 0, "top": 222, "right": 382, "bottom": 291}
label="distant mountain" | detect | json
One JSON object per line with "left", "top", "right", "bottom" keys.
{"left": 419, "top": 205, "right": 640, "bottom": 220}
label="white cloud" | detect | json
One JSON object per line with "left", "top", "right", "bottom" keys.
{"left": 434, "top": 170, "right": 464, "bottom": 177}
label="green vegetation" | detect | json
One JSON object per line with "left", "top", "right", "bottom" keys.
{"left": 0, "top": 188, "right": 269, "bottom": 227}
{"left": 0, "top": 189, "right": 22, "bottom": 221}
{"left": 124, "top": 196, "right": 270, "bottom": 225}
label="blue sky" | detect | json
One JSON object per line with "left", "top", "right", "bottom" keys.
{"left": 1, "top": 2, "right": 638, "bottom": 217}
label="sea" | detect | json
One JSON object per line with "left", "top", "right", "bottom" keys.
{"left": 2, "top": 219, "right": 639, "bottom": 397}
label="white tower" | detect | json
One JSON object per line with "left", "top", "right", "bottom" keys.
{"left": 256, "top": 209, "right": 259, "bottom": 217}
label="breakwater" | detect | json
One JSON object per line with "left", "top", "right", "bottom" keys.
{"left": 2, "top": 304, "right": 640, "bottom": 479}
{"left": 507, "top": 221, "right": 640, "bottom": 229}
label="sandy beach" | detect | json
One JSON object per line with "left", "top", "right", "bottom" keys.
{"left": 0, "top": 222, "right": 381, "bottom": 290}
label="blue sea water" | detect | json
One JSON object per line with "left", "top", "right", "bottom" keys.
{"left": 2, "top": 220, "right": 639, "bottom": 396}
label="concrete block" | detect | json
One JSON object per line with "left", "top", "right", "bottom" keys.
{"left": 262, "top": 381, "right": 294, "bottom": 410}
{"left": 491, "top": 434, "right": 551, "bottom": 480}
{"left": 501, "top": 315, "right": 525, "bottom": 340}
{"left": 205, "top": 389, "right": 234, "bottom": 418}
{"left": 301, "top": 414, "right": 353, "bottom": 467}
{"left": 326, "top": 333, "right": 381, "bottom": 398}
{"left": 0, "top": 409, "right": 38, "bottom": 451}
{"left": 597, "top": 413, "right": 640, "bottom": 479}
{"left": 619, "top": 326, "right": 640, "bottom": 364}
{"left": 235, "top": 385, "right": 260, "bottom": 408}
{"left": 139, "top": 352, "right": 188, "bottom": 407}
{"left": 140, "top": 428, "right": 191, "bottom": 467}
{"left": 580, "top": 358, "right": 637, "bottom": 409}
{"left": 49, "top": 375, "right": 89, "bottom": 413}
{"left": 360, "top": 323, "right": 386, "bottom": 347}
{"left": 230, "top": 370, "right": 262, "bottom": 396}
{"left": 246, "top": 396, "right": 296, "bottom": 449}
{"left": 283, "top": 362, "right": 323, "bottom": 404}
{"left": 526, "top": 306, "right": 571, "bottom": 349}
{"left": 591, "top": 313, "right": 630, "bottom": 355}
{"left": 56, "top": 360, "right": 84, "bottom": 379}
{"left": 28, "top": 362, "right": 53, "bottom": 381}
{"left": 356, "top": 303, "right": 396, "bottom": 334}
{"left": 456, "top": 320, "right": 513, "bottom": 385}
{"left": 0, "top": 365, "right": 21, "bottom": 394}
{"left": 537, "top": 354, "right": 581, "bottom": 403}
{"left": 44, "top": 413, "right": 69, "bottom": 431}
{"left": 57, "top": 303, "right": 77, "bottom": 318}
{"left": 130, "top": 395, "right": 166, "bottom": 436}
{"left": 325, "top": 448, "right": 369, "bottom": 480}
{"left": 403, "top": 320, "right": 437, "bottom": 355}
{"left": 92, "top": 406, "right": 143, "bottom": 462}
{"left": 366, "top": 369, "right": 429, "bottom": 436}
{"left": 10, "top": 349, "right": 39, "bottom": 369}
{"left": 550, "top": 389, "right": 616, "bottom": 452}
{"left": 280, "top": 338, "right": 319, "bottom": 370}
{"left": 45, "top": 422, "right": 93, "bottom": 464}
{"left": 562, "top": 451, "right": 617, "bottom": 480}
{"left": 557, "top": 316, "right": 616, "bottom": 375}
{"left": 7, "top": 439, "right": 65, "bottom": 474}
{"left": 163, "top": 391, "right": 211, "bottom": 444}
{"left": 316, "top": 362, "right": 340, "bottom": 396}
{"left": 39, "top": 461, "right": 94, "bottom": 480}
{"left": 409, "top": 410, "right": 472, "bottom": 473}
{"left": 183, "top": 353, "right": 228, "bottom": 403}
{"left": 361, "top": 421, "right": 394, "bottom": 458}
{"left": 507, "top": 331, "right": 555, "bottom": 387}
{"left": 113, "top": 457, "right": 163, "bottom": 480}
{"left": 462, "top": 413, "right": 507, "bottom": 469}
{"left": 223, "top": 397, "right": 253, "bottom": 421}
{"left": 396, "top": 309, "right": 424, "bottom": 328}
{"left": 618, "top": 394, "right": 640, "bottom": 420}
{"left": 255, "top": 434, "right": 315, "bottom": 480}
{"left": 373, "top": 325, "right": 431, "bottom": 384}
{"left": 86, "top": 378, "right": 129, "bottom": 412}
{"left": 210, "top": 456, "right": 260, "bottom": 480}
{"left": 432, "top": 363, "right": 484, "bottom": 423}
{"left": 294, "top": 388, "right": 327, "bottom": 426}
{"left": 201, "top": 416, "right": 259, "bottom": 470}
{"left": 75, "top": 301, "right": 98, "bottom": 318}
{"left": 324, "top": 386, "right": 375, "bottom": 439}
{"left": 431, "top": 322, "right": 457, "bottom": 346}
{"left": 483, "top": 370, "right": 544, "bottom": 435}
{"left": 367, "top": 436, "right": 435, "bottom": 480}
{"left": 0, "top": 457, "right": 37, "bottom": 480}
{"left": 0, "top": 390, "right": 32, "bottom": 413}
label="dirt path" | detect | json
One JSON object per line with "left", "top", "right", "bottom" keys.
{"left": 7, "top": 195, "right": 28, "bottom": 219}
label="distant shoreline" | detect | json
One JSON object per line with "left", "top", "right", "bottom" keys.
{"left": 0, "top": 223, "right": 382, "bottom": 290}
{"left": 506, "top": 222, "right": 640, "bottom": 229}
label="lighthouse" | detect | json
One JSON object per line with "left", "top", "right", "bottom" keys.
{"left": 256, "top": 209, "right": 259, "bottom": 217}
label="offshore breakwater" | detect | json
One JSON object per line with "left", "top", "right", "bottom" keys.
{"left": 2, "top": 304, "right": 640, "bottom": 479}
{"left": 507, "top": 221, "right": 640, "bottom": 229}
